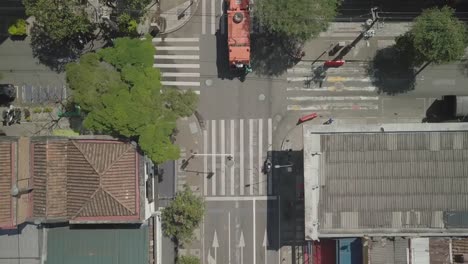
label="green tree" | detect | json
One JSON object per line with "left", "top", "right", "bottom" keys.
{"left": 178, "top": 255, "right": 200, "bottom": 264}
{"left": 255, "top": 0, "right": 338, "bottom": 41}
{"left": 66, "top": 37, "right": 198, "bottom": 164}
{"left": 23, "top": 0, "right": 94, "bottom": 42}
{"left": 122, "top": 0, "right": 152, "bottom": 10}
{"left": 8, "top": 19, "right": 27, "bottom": 36}
{"left": 410, "top": 6, "right": 467, "bottom": 65}
{"left": 162, "top": 185, "right": 204, "bottom": 244}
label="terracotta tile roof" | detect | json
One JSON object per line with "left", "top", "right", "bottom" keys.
{"left": 0, "top": 141, "right": 14, "bottom": 228}
{"left": 32, "top": 139, "right": 139, "bottom": 222}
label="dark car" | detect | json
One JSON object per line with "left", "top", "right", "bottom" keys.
{"left": 0, "top": 84, "right": 16, "bottom": 106}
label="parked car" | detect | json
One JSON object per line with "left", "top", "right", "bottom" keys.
{"left": 324, "top": 60, "right": 345, "bottom": 68}
{"left": 0, "top": 84, "right": 15, "bottom": 106}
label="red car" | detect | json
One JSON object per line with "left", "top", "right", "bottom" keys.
{"left": 324, "top": 60, "right": 345, "bottom": 67}
{"left": 297, "top": 113, "right": 318, "bottom": 124}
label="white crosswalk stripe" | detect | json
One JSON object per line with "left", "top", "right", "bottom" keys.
{"left": 203, "top": 118, "right": 274, "bottom": 197}
{"left": 153, "top": 37, "right": 201, "bottom": 94}
{"left": 285, "top": 62, "right": 380, "bottom": 112}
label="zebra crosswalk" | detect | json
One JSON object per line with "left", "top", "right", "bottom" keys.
{"left": 285, "top": 61, "right": 380, "bottom": 113}
{"left": 153, "top": 37, "right": 201, "bottom": 94}
{"left": 202, "top": 118, "right": 273, "bottom": 197}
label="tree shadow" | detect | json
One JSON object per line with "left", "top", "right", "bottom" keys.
{"left": 368, "top": 46, "right": 416, "bottom": 95}
{"left": 29, "top": 25, "right": 90, "bottom": 72}
{"left": 250, "top": 26, "right": 303, "bottom": 77}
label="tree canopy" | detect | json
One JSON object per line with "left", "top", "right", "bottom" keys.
{"left": 66, "top": 37, "right": 198, "bottom": 163}
{"left": 178, "top": 255, "right": 201, "bottom": 264}
{"left": 162, "top": 185, "right": 204, "bottom": 244}
{"left": 411, "top": 6, "right": 467, "bottom": 64}
{"left": 23, "top": 0, "right": 94, "bottom": 42}
{"left": 254, "top": 0, "right": 338, "bottom": 41}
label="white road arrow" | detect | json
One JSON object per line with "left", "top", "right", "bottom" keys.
{"left": 263, "top": 230, "right": 269, "bottom": 264}
{"left": 238, "top": 231, "right": 245, "bottom": 264}
{"left": 212, "top": 230, "right": 219, "bottom": 263}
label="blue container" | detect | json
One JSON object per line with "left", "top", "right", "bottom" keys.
{"left": 336, "top": 238, "right": 363, "bottom": 264}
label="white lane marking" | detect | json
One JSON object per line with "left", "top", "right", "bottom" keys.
{"left": 202, "top": 0, "right": 206, "bottom": 34}
{"left": 238, "top": 231, "right": 245, "bottom": 264}
{"left": 154, "top": 54, "right": 200, "bottom": 60}
{"left": 287, "top": 102, "right": 379, "bottom": 111}
{"left": 161, "top": 72, "right": 201, "bottom": 77}
{"left": 212, "top": 230, "right": 219, "bottom": 263}
{"left": 205, "top": 196, "right": 278, "bottom": 201}
{"left": 156, "top": 46, "right": 200, "bottom": 51}
{"left": 277, "top": 196, "right": 281, "bottom": 264}
{"left": 258, "top": 119, "right": 263, "bottom": 195}
{"left": 239, "top": 119, "right": 244, "bottom": 196}
{"left": 263, "top": 230, "right": 268, "bottom": 264}
{"left": 152, "top": 37, "right": 199, "bottom": 42}
{"left": 211, "top": 0, "right": 216, "bottom": 34}
{"left": 220, "top": 120, "right": 226, "bottom": 196}
{"left": 211, "top": 120, "right": 217, "bottom": 196}
{"left": 286, "top": 86, "right": 376, "bottom": 92}
{"left": 154, "top": 64, "right": 200, "bottom": 69}
{"left": 228, "top": 211, "right": 231, "bottom": 264}
{"left": 287, "top": 67, "right": 368, "bottom": 74}
{"left": 267, "top": 118, "right": 272, "bottom": 195}
{"left": 193, "top": 90, "right": 201, "bottom": 95}
{"left": 287, "top": 76, "right": 373, "bottom": 82}
{"left": 230, "top": 120, "right": 235, "bottom": 196}
{"left": 294, "top": 61, "right": 369, "bottom": 67}
{"left": 204, "top": 127, "right": 208, "bottom": 196}
{"left": 249, "top": 119, "right": 254, "bottom": 195}
{"left": 161, "top": 81, "right": 201, "bottom": 86}
{"left": 287, "top": 96, "right": 379, "bottom": 101}
{"left": 253, "top": 200, "right": 256, "bottom": 264}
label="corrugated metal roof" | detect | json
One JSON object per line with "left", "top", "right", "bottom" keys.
{"left": 316, "top": 132, "right": 468, "bottom": 233}
{"left": 46, "top": 226, "right": 148, "bottom": 264}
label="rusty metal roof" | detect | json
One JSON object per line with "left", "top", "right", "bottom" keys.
{"left": 32, "top": 139, "right": 140, "bottom": 222}
{"left": 0, "top": 141, "right": 15, "bottom": 228}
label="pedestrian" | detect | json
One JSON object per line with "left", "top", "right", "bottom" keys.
{"left": 323, "top": 118, "right": 334, "bottom": 125}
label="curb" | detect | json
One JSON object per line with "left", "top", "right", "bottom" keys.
{"left": 160, "top": 0, "right": 200, "bottom": 35}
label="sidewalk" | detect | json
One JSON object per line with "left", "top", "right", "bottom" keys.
{"left": 158, "top": 0, "right": 199, "bottom": 34}
{"left": 302, "top": 22, "right": 413, "bottom": 62}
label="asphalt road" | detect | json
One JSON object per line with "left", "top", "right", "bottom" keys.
{"left": 160, "top": 0, "right": 468, "bottom": 263}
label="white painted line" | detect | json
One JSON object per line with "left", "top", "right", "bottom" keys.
{"left": 194, "top": 90, "right": 201, "bottom": 95}
{"left": 239, "top": 119, "right": 244, "bottom": 196}
{"left": 287, "top": 67, "right": 368, "bottom": 74}
{"left": 154, "top": 64, "right": 200, "bottom": 69}
{"left": 294, "top": 61, "right": 369, "bottom": 67}
{"left": 267, "top": 118, "right": 272, "bottom": 195}
{"left": 161, "top": 72, "right": 200, "bottom": 77}
{"left": 277, "top": 196, "right": 281, "bottom": 264}
{"left": 202, "top": 0, "right": 206, "bottom": 34}
{"left": 154, "top": 54, "right": 200, "bottom": 60}
{"left": 286, "top": 86, "right": 376, "bottom": 92}
{"left": 230, "top": 120, "right": 235, "bottom": 196}
{"left": 287, "top": 96, "right": 379, "bottom": 101}
{"left": 161, "top": 81, "right": 201, "bottom": 86}
{"left": 152, "top": 37, "right": 199, "bottom": 42}
{"left": 258, "top": 119, "right": 263, "bottom": 195}
{"left": 220, "top": 120, "right": 226, "bottom": 196}
{"left": 249, "top": 119, "right": 254, "bottom": 195}
{"left": 287, "top": 102, "right": 379, "bottom": 111}
{"left": 211, "top": 120, "right": 217, "bottom": 196}
{"left": 253, "top": 199, "right": 256, "bottom": 264}
{"left": 228, "top": 211, "right": 231, "bottom": 264}
{"left": 211, "top": 0, "right": 216, "bottom": 34}
{"left": 204, "top": 196, "right": 278, "bottom": 201}
{"left": 204, "top": 127, "right": 208, "bottom": 196}
{"left": 326, "top": 76, "right": 374, "bottom": 82}
{"left": 287, "top": 76, "right": 312, "bottom": 82}
{"left": 156, "top": 46, "right": 199, "bottom": 51}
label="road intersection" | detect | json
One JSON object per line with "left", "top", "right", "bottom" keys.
{"left": 162, "top": 0, "right": 468, "bottom": 263}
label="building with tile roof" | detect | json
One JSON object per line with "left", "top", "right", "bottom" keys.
{"left": 303, "top": 123, "right": 468, "bottom": 240}
{"left": 0, "top": 136, "right": 155, "bottom": 228}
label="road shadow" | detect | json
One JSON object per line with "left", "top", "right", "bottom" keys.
{"left": 29, "top": 25, "right": 91, "bottom": 72}
{"left": 423, "top": 96, "right": 468, "bottom": 122}
{"left": 251, "top": 29, "right": 303, "bottom": 77}
{"left": 267, "top": 149, "right": 305, "bottom": 255}
{"left": 368, "top": 46, "right": 416, "bottom": 95}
